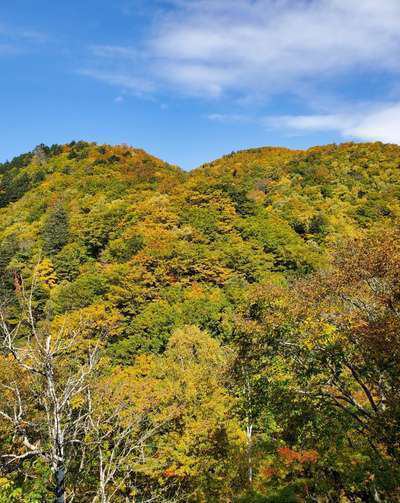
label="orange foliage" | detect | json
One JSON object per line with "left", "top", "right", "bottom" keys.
{"left": 277, "top": 446, "right": 318, "bottom": 465}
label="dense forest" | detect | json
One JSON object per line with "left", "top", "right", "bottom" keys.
{"left": 0, "top": 140, "right": 400, "bottom": 502}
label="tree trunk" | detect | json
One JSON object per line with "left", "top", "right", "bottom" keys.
{"left": 372, "top": 485, "right": 382, "bottom": 503}
{"left": 55, "top": 464, "right": 65, "bottom": 503}
{"left": 246, "top": 423, "right": 253, "bottom": 487}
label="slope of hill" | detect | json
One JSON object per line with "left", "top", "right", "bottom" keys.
{"left": 1, "top": 141, "right": 400, "bottom": 501}
{"left": 0, "top": 142, "right": 319, "bottom": 353}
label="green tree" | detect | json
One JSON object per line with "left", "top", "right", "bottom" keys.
{"left": 42, "top": 203, "right": 69, "bottom": 255}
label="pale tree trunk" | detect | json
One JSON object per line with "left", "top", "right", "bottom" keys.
{"left": 53, "top": 413, "right": 65, "bottom": 503}
{"left": 98, "top": 447, "right": 108, "bottom": 503}
{"left": 55, "top": 463, "right": 65, "bottom": 503}
{"left": 244, "top": 372, "right": 254, "bottom": 489}
{"left": 47, "top": 357, "right": 66, "bottom": 503}
{"left": 372, "top": 484, "right": 382, "bottom": 503}
{"left": 246, "top": 422, "right": 253, "bottom": 487}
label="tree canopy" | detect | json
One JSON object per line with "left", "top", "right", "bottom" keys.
{"left": 1, "top": 140, "right": 400, "bottom": 501}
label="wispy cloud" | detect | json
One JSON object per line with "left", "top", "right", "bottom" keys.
{"left": 79, "top": 44, "right": 155, "bottom": 94}
{"left": 264, "top": 102, "right": 400, "bottom": 144}
{"left": 264, "top": 113, "right": 355, "bottom": 133}
{"left": 82, "top": 0, "right": 400, "bottom": 98}
{"left": 79, "top": 68, "right": 155, "bottom": 94}
{"left": 154, "top": 0, "right": 400, "bottom": 96}
{"left": 207, "top": 113, "right": 255, "bottom": 124}
{"left": 79, "top": 0, "right": 400, "bottom": 145}
{"left": 206, "top": 101, "right": 400, "bottom": 144}
{"left": 0, "top": 23, "right": 48, "bottom": 55}
{"left": 79, "top": 45, "right": 156, "bottom": 95}
{"left": 89, "top": 45, "right": 139, "bottom": 61}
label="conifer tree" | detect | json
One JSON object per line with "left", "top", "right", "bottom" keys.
{"left": 42, "top": 203, "right": 69, "bottom": 255}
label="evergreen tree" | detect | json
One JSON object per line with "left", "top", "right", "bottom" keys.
{"left": 42, "top": 203, "right": 69, "bottom": 255}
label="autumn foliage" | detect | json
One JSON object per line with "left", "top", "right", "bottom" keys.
{"left": 1, "top": 141, "right": 400, "bottom": 501}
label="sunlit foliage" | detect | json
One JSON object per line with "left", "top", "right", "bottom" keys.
{"left": 1, "top": 141, "right": 400, "bottom": 501}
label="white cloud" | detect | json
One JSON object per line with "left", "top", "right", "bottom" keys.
{"left": 265, "top": 102, "right": 400, "bottom": 144}
{"left": 146, "top": 0, "right": 400, "bottom": 96}
{"left": 81, "top": 0, "right": 400, "bottom": 146}
{"left": 79, "top": 69, "right": 155, "bottom": 94}
{"left": 264, "top": 113, "right": 355, "bottom": 132}
{"left": 84, "top": 0, "right": 400, "bottom": 98}
{"left": 345, "top": 104, "right": 400, "bottom": 143}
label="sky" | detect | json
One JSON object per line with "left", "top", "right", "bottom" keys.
{"left": 1, "top": 0, "right": 400, "bottom": 169}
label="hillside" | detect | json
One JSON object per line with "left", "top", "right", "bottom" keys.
{"left": 2, "top": 141, "right": 394, "bottom": 353}
{"left": 1, "top": 141, "right": 400, "bottom": 501}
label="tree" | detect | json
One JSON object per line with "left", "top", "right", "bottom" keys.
{"left": 263, "top": 229, "right": 400, "bottom": 500}
{"left": 86, "top": 378, "right": 174, "bottom": 503}
{"left": 42, "top": 203, "right": 69, "bottom": 255}
{"left": 110, "top": 326, "right": 244, "bottom": 501}
{"left": 294, "top": 230, "right": 400, "bottom": 456}
{"left": 0, "top": 274, "right": 101, "bottom": 502}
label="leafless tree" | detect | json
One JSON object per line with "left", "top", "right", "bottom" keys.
{"left": 86, "top": 391, "right": 178, "bottom": 503}
{"left": 0, "top": 274, "right": 101, "bottom": 502}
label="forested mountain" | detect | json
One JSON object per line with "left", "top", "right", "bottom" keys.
{"left": 1, "top": 140, "right": 400, "bottom": 501}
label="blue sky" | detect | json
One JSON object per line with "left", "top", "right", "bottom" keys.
{"left": 1, "top": 0, "right": 400, "bottom": 169}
